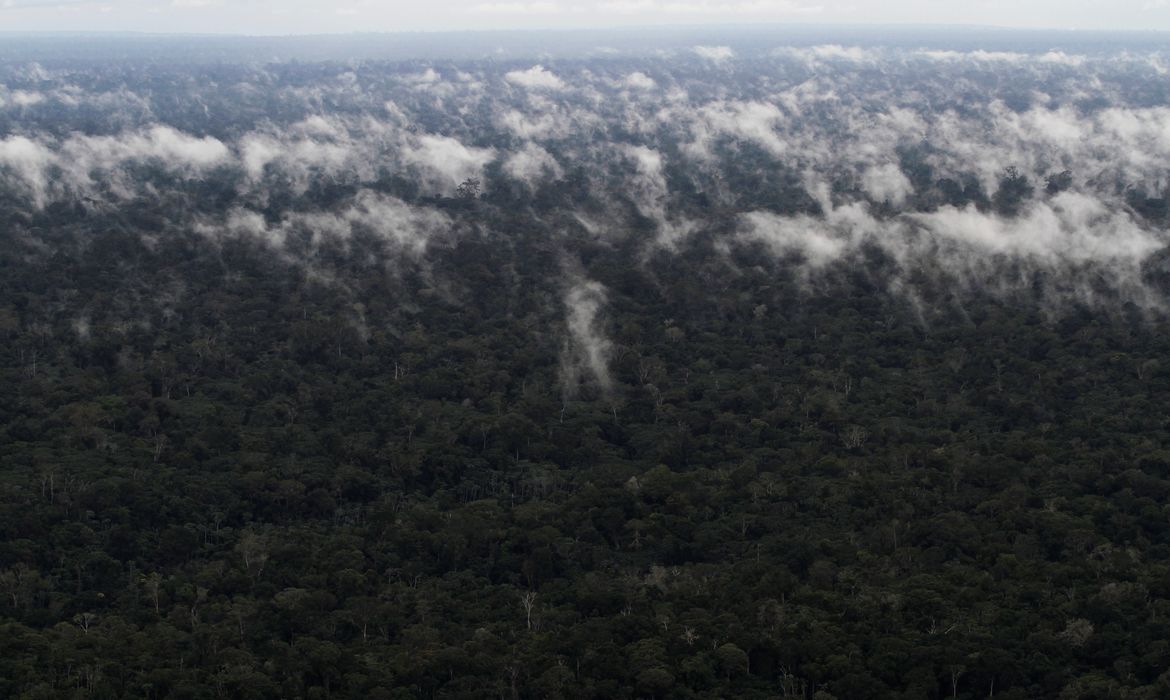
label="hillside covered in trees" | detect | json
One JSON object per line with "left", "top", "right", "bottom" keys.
{"left": 4, "top": 29, "right": 1170, "bottom": 699}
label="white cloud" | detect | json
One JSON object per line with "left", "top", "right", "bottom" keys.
{"left": 1038, "top": 51, "right": 1086, "bottom": 66}
{"left": 912, "top": 194, "right": 1160, "bottom": 265}
{"left": 678, "top": 100, "right": 787, "bottom": 159}
{"left": 208, "top": 192, "right": 452, "bottom": 257}
{"left": 0, "top": 135, "right": 53, "bottom": 205}
{"left": 619, "top": 144, "right": 695, "bottom": 247}
{"left": 739, "top": 210, "right": 847, "bottom": 266}
{"left": 504, "top": 142, "right": 564, "bottom": 184}
{"left": 917, "top": 49, "right": 1030, "bottom": 62}
{"left": 399, "top": 67, "right": 441, "bottom": 84}
{"left": 561, "top": 278, "right": 613, "bottom": 397}
{"left": 6, "top": 44, "right": 1170, "bottom": 312}
{"left": 504, "top": 64, "right": 567, "bottom": 90}
{"left": 781, "top": 44, "right": 875, "bottom": 63}
{"left": 143, "top": 126, "right": 231, "bottom": 167}
{"left": 403, "top": 134, "right": 496, "bottom": 191}
{"left": 692, "top": 45, "right": 734, "bottom": 61}
{"left": 861, "top": 164, "right": 913, "bottom": 205}
{"left": 622, "top": 71, "right": 657, "bottom": 89}
{"left": 237, "top": 130, "right": 355, "bottom": 189}
{"left": 10, "top": 90, "right": 45, "bottom": 107}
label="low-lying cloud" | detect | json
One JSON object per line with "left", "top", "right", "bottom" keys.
{"left": 560, "top": 277, "right": 614, "bottom": 398}
{"left": 4, "top": 43, "right": 1170, "bottom": 317}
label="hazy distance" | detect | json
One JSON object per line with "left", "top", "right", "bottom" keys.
{"left": 1, "top": 0, "right": 1169, "bottom": 35}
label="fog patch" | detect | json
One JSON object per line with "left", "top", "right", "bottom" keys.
{"left": 0, "top": 135, "right": 53, "bottom": 206}
{"left": 622, "top": 71, "right": 657, "bottom": 89}
{"left": 622, "top": 144, "right": 695, "bottom": 248}
{"left": 560, "top": 277, "right": 613, "bottom": 399}
{"left": 505, "top": 65, "right": 567, "bottom": 90}
{"left": 202, "top": 192, "right": 453, "bottom": 258}
{"left": 678, "top": 100, "right": 787, "bottom": 161}
{"left": 861, "top": 164, "right": 914, "bottom": 206}
{"left": 782, "top": 44, "right": 877, "bottom": 64}
{"left": 693, "top": 45, "right": 734, "bottom": 62}
{"left": 504, "top": 142, "right": 564, "bottom": 185}
{"left": 738, "top": 210, "right": 848, "bottom": 267}
{"left": 911, "top": 193, "right": 1162, "bottom": 266}
{"left": 737, "top": 191, "right": 1167, "bottom": 309}
{"left": 403, "top": 134, "right": 496, "bottom": 192}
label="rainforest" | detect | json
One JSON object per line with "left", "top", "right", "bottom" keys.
{"left": 3, "top": 28, "right": 1170, "bottom": 699}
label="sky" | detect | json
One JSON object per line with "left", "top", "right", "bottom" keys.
{"left": 0, "top": 0, "right": 1168, "bottom": 35}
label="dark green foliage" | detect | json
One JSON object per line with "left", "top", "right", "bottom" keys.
{"left": 5, "top": 189, "right": 1170, "bottom": 699}
{"left": 3, "top": 45, "right": 1170, "bottom": 700}
{"left": 1046, "top": 170, "right": 1074, "bottom": 196}
{"left": 994, "top": 167, "right": 1035, "bottom": 216}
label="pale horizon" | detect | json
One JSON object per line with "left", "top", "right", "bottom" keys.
{"left": 0, "top": 0, "right": 1168, "bottom": 36}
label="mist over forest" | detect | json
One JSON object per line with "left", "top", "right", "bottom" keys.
{"left": 5, "top": 28, "right": 1170, "bottom": 699}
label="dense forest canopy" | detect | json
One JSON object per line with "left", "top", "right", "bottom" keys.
{"left": 4, "top": 29, "right": 1170, "bottom": 699}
